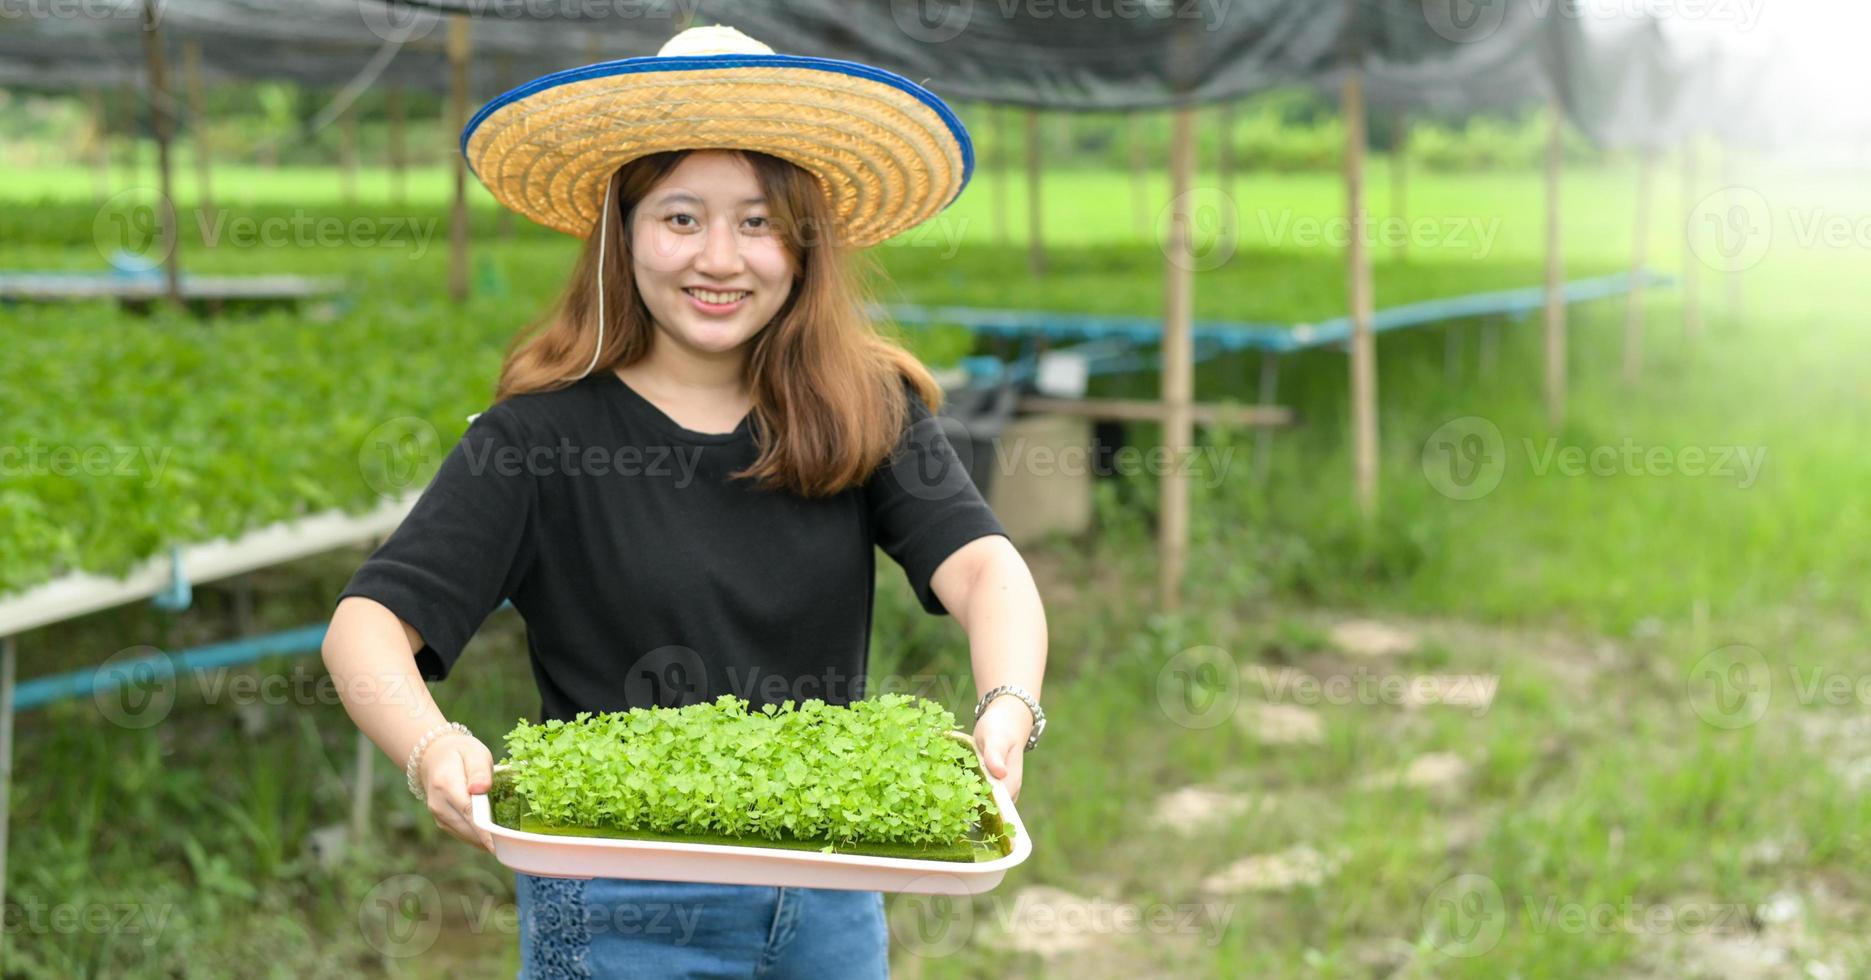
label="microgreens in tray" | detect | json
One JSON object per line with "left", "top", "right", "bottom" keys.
{"left": 491, "top": 694, "right": 1013, "bottom": 862}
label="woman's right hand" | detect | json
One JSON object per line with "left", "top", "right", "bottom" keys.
{"left": 419, "top": 732, "right": 497, "bottom": 853}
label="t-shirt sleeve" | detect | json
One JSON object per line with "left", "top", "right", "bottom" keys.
{"left": 336, "top": 402, "right": 539, "bottom": 681}
{"left": 865, "top": 382, "right": 1008, "bottom": 616}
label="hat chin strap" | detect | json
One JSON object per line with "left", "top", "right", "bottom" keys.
{"left": 577, "top": 177, "right": 614, "bottom": 381}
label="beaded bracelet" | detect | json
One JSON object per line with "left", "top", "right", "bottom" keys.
{"left": 404, "top": 721, "right": 473, "bottom": 801}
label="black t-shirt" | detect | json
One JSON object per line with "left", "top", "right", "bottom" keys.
{"left": 336, "top": 371, "right": 1005, "bottom": 722}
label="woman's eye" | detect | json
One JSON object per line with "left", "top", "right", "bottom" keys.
{"left": 665, "top": 214, "right": 768, "bottom": 231}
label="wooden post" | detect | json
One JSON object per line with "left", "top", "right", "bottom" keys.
{"left": 0, "top": 635, "right": 14, "bottom": 961}
{"left": 1025, "top": 108, "right": 1045, "bottom": 277}
{"left": 1344, "top": 67, "right": 1377, "bottom": 521}
{"left": 1129, "top": 113, "right": 1148, "bottom": 238}
{"left": 349, "top": 729, "right": 375, "bottom": 843}
{"left": 339, "top": 101, "right": 359, "bottom": 204}
{"left": 1721, "top": 140, "right": 1741, "bottom": 320}
{"left": 183, "top": 39, "right": 213, "bottom": 224}
{"left": 1680, "top": 138, "right": 1701, "bottom": 343}
{"left": 123, "top": 87, "right": 146, "bottom": 190}
{"left": 1218, "top": 102, "right": 1235, "bottom": 234}
{"left": 1252, "top": 354, "right": 1281, "bottom": 486}
{"left": 447, "top": 16, "right": 472, "bottom": 303}
{"left": 1623, "top": 147, "right": 1655, "bottom": 384}
{"left": 992, "top": 105, "right": 1008, "bottom": 245}
{"left": 1480, "top": 319, "right": 1500, "bottom": 380}
{"left": 387, "top": 84, "right": 408, "bottom": 205}
{"left": 1159, "top": 106, "right": 1197, "bottom": 612}
{"left": 1391, "top": 111, "right": 1408, "bottom": 261}
{"left": 234, "top": 575, "right": 254, "bottom": 635}
{"left": 87, "top": 89, "right": 110, "bottom": 202}
{"left": 1543, "top": 92, "right": 1566, "bottom": 429}
{"left": 140, "top": 0, "right": 182, "bottom": 307}
{"left": 112, "top": 88, "right": 134, "bottom": 189}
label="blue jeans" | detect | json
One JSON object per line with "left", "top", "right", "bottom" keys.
{"left": 516, "top": 873, "right": 889, "bottom": 979}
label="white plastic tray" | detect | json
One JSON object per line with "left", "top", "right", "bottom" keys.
{"left": 470, "top": 731, "right": 1032, "bottom": 895}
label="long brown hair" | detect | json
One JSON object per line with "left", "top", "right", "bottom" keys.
{"left": 494, "top": 149, "right": 943, "bottom": 498}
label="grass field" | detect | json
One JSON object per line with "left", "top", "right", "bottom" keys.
{"left": 4, "top": 154, "right": 1869, "bottom": 978}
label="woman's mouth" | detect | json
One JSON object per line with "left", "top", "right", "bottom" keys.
{"left": 683, "top": 288, "right": 750, "bottom": 315}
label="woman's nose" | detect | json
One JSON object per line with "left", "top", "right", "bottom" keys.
{"left": 692, "top": 219, "right": 746, "bottom": 276}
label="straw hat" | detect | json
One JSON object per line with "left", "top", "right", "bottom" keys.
{"left": 461, "top": 24, "right": 974, "bottom": 248}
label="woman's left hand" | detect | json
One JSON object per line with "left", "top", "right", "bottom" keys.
{"left": 972, "top": 697, "right": 1033, "bottom": 802}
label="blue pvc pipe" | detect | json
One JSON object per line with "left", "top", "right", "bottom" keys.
{"left": 12, "top": 600, "right": 515, "bottom": 712}
{"left": 884, "top": 270, "right": 1677, "bottom": 357}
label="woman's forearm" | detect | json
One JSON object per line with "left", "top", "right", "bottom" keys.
{"left": 326, "top": 595, "right": 498, "bottom": 851}
{"left": 958, "top": 540, "right": 1048, "bottom": 703}
{"left": 322, "top": 595, "right": 453, "bottom": 769}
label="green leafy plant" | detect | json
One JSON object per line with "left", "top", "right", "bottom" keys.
{"left": 498, "top": 694, "right": 1005, "bottom": 860}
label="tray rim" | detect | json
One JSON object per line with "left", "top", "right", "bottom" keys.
{"left": 469, "top": 728, "right": 1032, "bottom": 879}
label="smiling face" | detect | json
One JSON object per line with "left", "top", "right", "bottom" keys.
{"left": 628, "top": 150, "right": 799, "bottom": 360}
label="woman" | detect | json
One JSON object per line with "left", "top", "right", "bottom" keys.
{"left": 321, "top": 25, "right": 1049, "bottom": 979}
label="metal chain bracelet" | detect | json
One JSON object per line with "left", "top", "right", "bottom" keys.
{"left": 974, "top": 684, "right": 1045, "bottom": 751}
{"left": 405, "top": 721, "right": 473, "bottom": 801}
